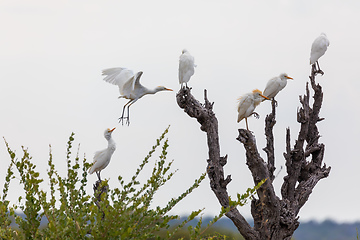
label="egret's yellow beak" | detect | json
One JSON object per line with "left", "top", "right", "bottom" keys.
{"left": 260, "top": 94, "right": 270, "bottom": 100}
{"left": 286, "top": 76, "right": 294, "bottom": 80}
{"left": 165, "top": 88, "right": 173, "bottom": 91}
{"left": 109, "top": 127, "right": 116, "bottom": 132}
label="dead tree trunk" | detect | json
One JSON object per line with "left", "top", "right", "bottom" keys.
{"left": 176, "top": 65, "right": 330, "bottom": 240}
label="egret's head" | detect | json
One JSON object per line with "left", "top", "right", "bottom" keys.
{"left": 252, "top": 89, "right": 269, "bottom": 100}
{"left": 156, "top": 86, "right": 173, "bottom": 92}
{"left": 104, "top": 127, "right": 115, "bottom": 140}
{"left": 182, "top": 49, "right": 188, "bottom": 54}
{"left": 252, "top": 89, "right": 262, "bottom": 95}
{"left": 279, "top": 73, "right": 293, "bottom": 81}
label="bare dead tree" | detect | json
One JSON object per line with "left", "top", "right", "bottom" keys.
{"left": 176, "top": 65, "right": 331, "bottom": 240}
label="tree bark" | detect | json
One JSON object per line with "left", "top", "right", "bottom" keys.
{"left": 176, "top": 65, "right": 330, "bottom": 240}
{"left": 177, "top": 88, "right": 259, "bottom": 239}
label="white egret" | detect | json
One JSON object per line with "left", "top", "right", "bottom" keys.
{"left": 89, "top": 128, "right": 116, "bottom": 181}
{"left": 310, "top": 33, "right": 330, "bottom": 74}
{"left": 179, "top": 49, "right": 196, "bottom": 88}
{"left": 263, "top": 73, "right": 293, "bottom": 104}
{"left": 237, "top": 89, "right": 269, "bottom": 131}
{"left": 102, "top": 67, "right": 173, "bottom": 125}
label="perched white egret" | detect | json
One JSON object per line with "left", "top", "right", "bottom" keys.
{"left": 237, "top": 89, "right": 269, "bottom": 131}
{"left": 102, "top": 67, "right": 173, "bottom": 125}
{"left": 263, "top": 73, "right": 293, "bottom": 103}
{"left": 89, "top": 128, "right": 116, "bottom": 181}
{"left": 310, "top": 33, "right": 330, "bottom": 74}
{"left": 179, "top": 49, "right": 196, "bottom": 88}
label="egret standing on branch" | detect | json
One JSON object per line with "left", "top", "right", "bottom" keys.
{"left": 89, "top": 128, "right": 116, "bottom": 181}
{"left": 179, "top": 49, "right": 196, "bottom": 88}
{"left": 102, "top": 67, "right": 173, "bottom": 125}
{"left": 310, "top": 33, "right": 330, "bottom": 75}
{"left": 263, "top": 73, "right": 293, "bottom": 105}
{"left": 237, "top": 89, "right": 269, "bottom": 131}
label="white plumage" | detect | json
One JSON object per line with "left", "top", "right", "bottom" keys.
{"left": 102, "top": 67, "right": 172, "bottom": 125}
{"left": 179, "top": 49, "right": 196, "bottom": 88}
{"left": 89, "top": 128, "right": 116, "bottom": 181}
{"left": 310, "top": 33, "right": 330, "bottom": 73}
{"left": 237, "top": 89, "right": 269, "bottom": 131}
{"left": 263, "top": 73, "right": 293, "bottom": 101}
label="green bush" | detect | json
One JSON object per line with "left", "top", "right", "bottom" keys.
{"left": 0, "top": 127, "right": 262, "bottom": 239}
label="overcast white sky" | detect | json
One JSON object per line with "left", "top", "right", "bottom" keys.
{"left": 1, "top": 0, "right": 359, "bottom": 223}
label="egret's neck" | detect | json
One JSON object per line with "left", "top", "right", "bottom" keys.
{"left": 107, "top": 138, "right": 116, "bottom": 153}
{"left": 147, "top": 88, "right": 161, "bottom": 95}
{"left": 107, "top": 138, "right": 115, "bottom": 146}
{"left": 254, "top": 98, "right": 262, "bottom": 107}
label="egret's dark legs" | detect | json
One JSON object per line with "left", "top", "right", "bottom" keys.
{"left": 244, "top": 112, "right": 260, "bottom": 132}
{"left": 119, "top": 105, "right": 127, "bottom": 125}
{"left": 119, "top": 100, "right": 132, "bottom": 125}
{"left": 316, "top": 61, "right": 324, "bottom": 75}
{"left": 126, "top": 106, "right": 130, "bottom": 126}
{"left": 250, "top": 112, "right": 260, "bottom": 119}
{"left": 264, "top": 97, "right": 277, "bottom": 106}
{"left": 96, "top": 171, "right": 101, "bottom": 182}
{"left": 313, "top": 61, "right": 324, "bottom": 75}
{"left": 124, "top": 99, "right": 138, "bottom": 126}
{"left": 272, "top": 98, "right": 278, "bottom": 107}
{"left": 180, "top": 82, "right": 190, "bottom": 90}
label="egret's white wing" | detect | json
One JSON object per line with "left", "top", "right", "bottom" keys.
{"left": 179, "top": 52, "right": 195, "bottom": 84}
{"left": 263, "top": 77, "right": 282, "bottom": 99}
{"left": 132, "top": 72, "right": 145, "bottom": 93}
{"left": 102, "top": 68, "right": 135, "bottom": 95}
{"left": 121, "top": 76, "right": 137, "bottom": 97}
{"left": 237, "top": 94, "right": 253, "bottom": 122}
{"left": 310, "top": 34, "right": 330, "bottom": 64}
{"left": 89, "top": 149, "right": 107, "bottom": 174}
{"left": 93, "top": 149, "right": 107, "bottom": 161}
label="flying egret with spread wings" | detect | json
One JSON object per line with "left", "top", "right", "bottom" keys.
{"left": 237, "top": 89, "right": 269, "bottom": 131}
{"left": 89, "top": 128, "right": 116, "bottom": 181}
{"left": 179, "top": 49, "right": 196, "bottom": 88}
{"left": 263, "top": 73, "right": 293, "bottom": 105}
{"left": 310, "top": 33, "right": 330, "bottom": 74}
{"left": 102, "top": 67, "right": 173, "bottom": 125}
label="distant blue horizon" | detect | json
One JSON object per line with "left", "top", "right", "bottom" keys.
{"left": 8, "top": 210, "right": 360, "bottom": 229}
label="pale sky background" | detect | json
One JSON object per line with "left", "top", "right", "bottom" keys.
{"left": 1, "top": 0, "right": 359, "bottom": 223}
